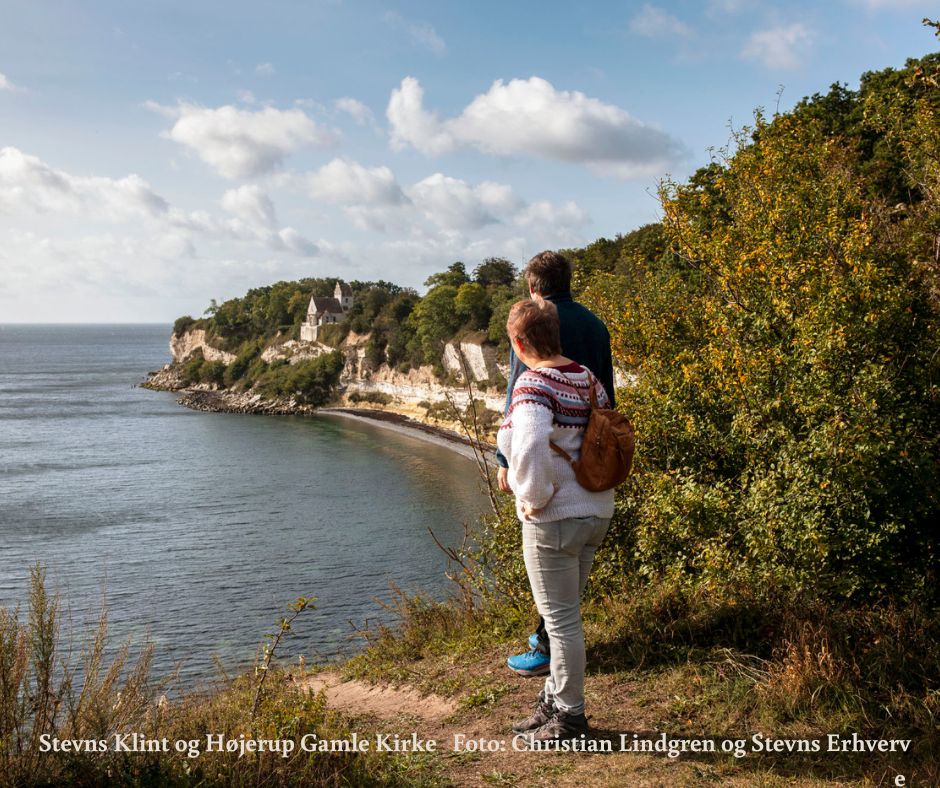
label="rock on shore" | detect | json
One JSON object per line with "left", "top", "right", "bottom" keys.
{"left": 176, "top": 389, "right": 319, "bottom": 415}
{"left": 141, "top": 364, "right": 185, "bottom": 391}
{"left": 141, "top": 366, "right": 317, "bottom": 415}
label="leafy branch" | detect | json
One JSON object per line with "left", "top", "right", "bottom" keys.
{"left": 251, "top": 595, "right": 316, "bottom": 722}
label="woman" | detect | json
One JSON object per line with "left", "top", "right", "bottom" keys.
{"left": 496, "top": 298, "right": 615, "bottom": 743}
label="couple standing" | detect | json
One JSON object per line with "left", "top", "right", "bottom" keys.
{"left": 495, "top": 251, "right": 616, "bottom": 744}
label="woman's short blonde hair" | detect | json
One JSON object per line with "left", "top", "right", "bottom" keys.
{"left": 506, "top": 298, "right": 561, "bottom": 358}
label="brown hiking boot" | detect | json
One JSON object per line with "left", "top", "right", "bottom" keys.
{"left": 526, "top": 708, "right": 589, "bottom": 744}
{"left": 511, "top": 691, "right": 555, "bottom": 734}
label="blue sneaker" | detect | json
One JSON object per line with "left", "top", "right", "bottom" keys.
{"left": 507, "top": 649, "right": 551, "bottom": 677}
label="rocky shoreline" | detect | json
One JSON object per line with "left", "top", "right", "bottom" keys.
{"left": 142, "top": 365, "right": 323, "bottom": 414}
{"left": 140, "top": 367, "right": 495, "bottom": 460}
{"left": 175, "top": 388, "right": 321, "bottom": 415}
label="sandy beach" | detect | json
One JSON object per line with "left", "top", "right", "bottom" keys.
{"left": 317, "top": 407, "right": 496, "bottom": 464}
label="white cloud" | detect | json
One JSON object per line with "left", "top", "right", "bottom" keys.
{"left": 514, "top": 200, "right": 589, "bottom": 230}
{"left": 1, "top": 229, "right": 196, "bottom": 297}
{"left": 629, "top": 5, "right": 693, "bottom": 38}
{"left": 741, "top": 24, "right": 814, "bottom": 70}
{"left": 387, "top": 78, "right": 452, "bottom": 155}
{"left": 150, "top": 102, "right": 336, "bottom": 179}
{"left": 409, "top": 173, "right": 522, "bottom": 231}
{"left": 0, "top": 72, "right": 25, "bottom": 93}
{"left": 305, "top": 158, "right": 408, "bottom": 232}
{"left": 334, "top": 97, "right": 374, "bottom": 126}
{"left": 307, "top": 158, "right": 406, "bottom": 207}
{"left": 236, "top": 89, "right": 257, "bottom": 105}
{"left": 255, "top": 62, "right": 275, "bottom": 77}
{"left": 387, "top": 76, "right": 685, "bottom": 178}
{"left": 184, "top": 211, "right": 320, "bottom": 258}
{"left": 384, "top": 12, "right": 447, "bottom": 55}
{"left": 273, "top": 227, "right": 319, "bottom": 257}
{"left": 0, "top": 146, "right": 169, "bottom": 219}
{"left": 299, "top": 157, "right": 590, "bottom": 237}
{"left": 0, "top": 147, "right": 319, "bottom": 267}
{"left": 1, "top": 142, "right": 601, "bottom": 317}
{"left": 0, "top": 227, "right": 332, "bottom": 316}
{"left": 221, "top": 184, "right": 277, "bottom": 229}
{"left": 211, "top": 187, "right": 318, "bottom": 257}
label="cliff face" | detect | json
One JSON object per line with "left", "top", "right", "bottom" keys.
{"left": 170, "top": 329, "right": 236, "bottom": 364}
{"left": 441, "top": 332, "right": 502, "bottom": 383}
{"left": 156, "top": 326, "right": 627, "bottom": 412}
{"left": 340, "top": 332, "right": 505, "bottom": 412}
{"left": 147, "top": 325, "right": 630, "bottom": 437}
{"left": 170, "top": 329, "right": 334, "bottom": 367}
{"left": 152, "top": 328, "right": 506, "bottom": 414}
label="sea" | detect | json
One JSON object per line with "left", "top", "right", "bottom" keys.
{"left": 0, "top": 324, "right": 488, "bottom": 686}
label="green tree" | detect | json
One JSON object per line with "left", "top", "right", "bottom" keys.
{"left": 256, "top": 351, "right": 345, "bottom": 405}
{"left": 473, "top": 257, "right": 516, "bottom": 288}
{"left": 577, "top": 51, "right": 940, "bottom": 602}
{"left": 454, "top": 282, "right": 491, "bottom": 330}
{"left": 173, "top": 316, "right": 197, "bottom": 336}
{"left": 409, "top": 285, "right": 462, "bottom": 364}
{"left": 486, "top": 297, "right": 513, "bottom": 346}
{"left": 375, "top": 291, "right": 420, "bottom": 367}
{"left": 424, "top": 262, "right": 470, "bottom": 289}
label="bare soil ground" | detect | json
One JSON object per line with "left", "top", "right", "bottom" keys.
{"left": 300, "top": 671, "right": 458, "bottom": 724}
{"left": 294, "top": 653, "right": 870, "bottom": 787}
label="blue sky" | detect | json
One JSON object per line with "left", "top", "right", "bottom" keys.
{"left": 0, "top": 0, "right": 935, "bottom": 322}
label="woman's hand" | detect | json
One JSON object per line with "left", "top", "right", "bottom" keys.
{"left": 520, "top": 501, "right": 541, "bottom": 518}
{"left": 520, "top": 484, "right": 558, "bottom": 519}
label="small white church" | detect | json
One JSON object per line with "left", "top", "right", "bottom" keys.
{"left": 300, "top": 281, "right": 354, "bottom": 342}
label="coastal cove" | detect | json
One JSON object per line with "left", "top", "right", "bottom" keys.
{"left": 0, "top": 324, "right": 489, "bottom": 686}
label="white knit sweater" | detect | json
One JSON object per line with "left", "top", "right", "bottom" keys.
{"left": 496, "top": 363, "right": 616, "bottom": 523}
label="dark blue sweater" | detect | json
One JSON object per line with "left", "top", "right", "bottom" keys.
{"left": 496, "top": 291, "right": 615, "bottom": 469}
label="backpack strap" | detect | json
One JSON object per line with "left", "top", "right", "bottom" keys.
{"left": 528, "top": 365, "right": 599, "bottom": 470}
{"left": 588, "top": 378, "right": 600, "bottom": 409}
{"left": 549, "top": 440, "right": 576, "bottom": 467}
{"left": 550, "top": 378, "right": 595, "bottom": 469}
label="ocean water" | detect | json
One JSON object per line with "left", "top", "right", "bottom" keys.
{"left": 0, "top": 324, "right": 487, "bottom": 685}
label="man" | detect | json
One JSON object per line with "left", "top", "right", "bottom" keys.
{"left": 497, "top": 250, "right": 616, "bottom": 677}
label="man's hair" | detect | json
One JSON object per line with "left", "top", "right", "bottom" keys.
{"left": 525, "top": 250, "right": 572, "bottom": 295}
{"left": 506, "top": 298, "right": 561, "bottom": 358}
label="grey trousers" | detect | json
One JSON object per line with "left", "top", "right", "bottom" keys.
{"left": 522, "top": 515, "right": 610, "bottom": 715}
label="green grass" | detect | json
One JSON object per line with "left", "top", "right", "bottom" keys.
{"left": 5, "top": 558, "right": 937, "bottom": 785}
{"left": 338, "top": 576, "right": 940, "bottom": 784}
{"left": 0, "top": 566, "right": 447, "bottom": 787}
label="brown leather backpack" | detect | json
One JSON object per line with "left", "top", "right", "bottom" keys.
{"left": 549, "top": 377, "right": 635, "bottom": 492}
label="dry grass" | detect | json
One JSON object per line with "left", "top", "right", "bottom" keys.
{"left": 342, "top": 576, "right": 940, "bottom": 785}
{"left": 0, "top": 565, "right": 441, "bottom": 787}
{"left": 4, "top": 561, "right": 937, "bottom": 785}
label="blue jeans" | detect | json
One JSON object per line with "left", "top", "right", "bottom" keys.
{"left": 522, "top": 515, "right": 610, "bottom": 715}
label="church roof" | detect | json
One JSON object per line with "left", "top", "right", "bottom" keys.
{"left": 335, "top": 281, "right": 353, "bottom": 297}
{"left": 309, "top": 296, "right": 343, "bottom": 314}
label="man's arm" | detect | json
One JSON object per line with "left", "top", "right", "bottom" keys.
{"left": 495, "top": 346, "right": 526, "bottom": 469}
{"left": 599, "top": 327, "right": 616, "bottom": 409}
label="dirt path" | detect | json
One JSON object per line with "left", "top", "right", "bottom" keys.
{"left": 298, "top": 671, "right": 458, "bottom": 723}
{"left": 292, "top": 666, "right": 856, "bottom": 787}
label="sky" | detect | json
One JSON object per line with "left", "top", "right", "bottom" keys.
{"left": 0, "top": 1, "right": 936, "bottom": 323}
